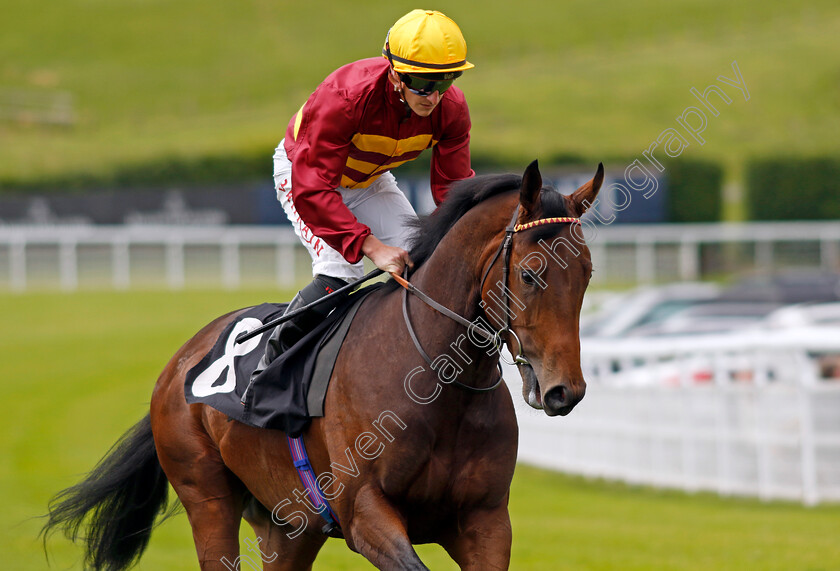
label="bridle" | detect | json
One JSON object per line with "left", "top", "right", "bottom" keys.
{"left": 393, "top": 204, "right": 581, "bottom": 393}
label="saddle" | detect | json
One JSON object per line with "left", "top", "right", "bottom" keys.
{"left": 184, "top": 284, "right": 381, "bottom": 436}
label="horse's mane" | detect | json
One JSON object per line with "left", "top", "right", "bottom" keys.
{"left": 405, "top": 173, "right": 571, "bottom": 268}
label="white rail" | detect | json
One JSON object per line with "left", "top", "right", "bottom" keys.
{"left": 589, "top": 220, "right": 840, "bottom": 284}
{"left": 505, "top": 331, "right": 840, "bottom": 505}
{"left": 1, "top": 220, "right": 838, "bottom": 291}
{"left": 0, "top": 225, "right": 301, "bottom": 291}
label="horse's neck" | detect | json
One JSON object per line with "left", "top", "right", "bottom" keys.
{"left": 404, "top": 197, "right": 512, "bottom": 377}
{"left": 412, "top": 192, "right": 515, "bottom": 309}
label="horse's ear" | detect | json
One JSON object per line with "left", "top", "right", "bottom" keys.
{"left": 567, "top": 162, "right": 604, "bottom": 217}
{"left": 520, "top": 159, "right": 542, "bottom": 217}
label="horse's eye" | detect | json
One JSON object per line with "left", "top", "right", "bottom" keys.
{"left": 521, "top": 269, "right": 537, "bottom": 287}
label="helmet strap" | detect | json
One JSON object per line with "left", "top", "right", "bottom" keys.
{"left": 398, "top": 87, "right": 410, "bottom": 114}
{"left": 385, "top": 31, "right": 416, "bottom": 115}
{"left": 385, "top": 32, "right": 396, "bottom": 70}
{"left": 396, "top": 86, "right": 410, "bottom": 115}
{"left": 386, "top": 66, "right": 410, "bottom": 109}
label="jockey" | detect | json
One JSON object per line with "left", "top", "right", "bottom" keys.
{"left": 252, "top": 9, "right": 476, "bottom": 378}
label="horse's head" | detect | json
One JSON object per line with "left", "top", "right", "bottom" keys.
{"left": 487, "top": 161, "right": 603, "bottom": 416}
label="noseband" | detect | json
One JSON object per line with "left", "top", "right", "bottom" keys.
{"left": 395, "top": 204, "right": 581, "bottom": 392}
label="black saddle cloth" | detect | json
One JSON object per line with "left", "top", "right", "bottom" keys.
{"left": 184, "top": 284, "right": 380, "bottom": 436}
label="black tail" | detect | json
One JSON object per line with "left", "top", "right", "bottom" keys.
{"left": 41, "top": 414, "right": 172, "bottom": 571}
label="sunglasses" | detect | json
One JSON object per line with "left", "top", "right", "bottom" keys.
{"left": 400, "top": 74, "right": 456, "bottom": 96}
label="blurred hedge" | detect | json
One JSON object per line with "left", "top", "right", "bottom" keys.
{"left": 1, "top": 151, "right": 730, "bottom": 226}
{"left": 746, "top": 157, "right": 840, "bottom": 220}
{"left": 0, "top": 151, "right": 270, "bottom": 193}
{"left": 0, "top": 150, "right": 527, "bottom": 193}
{"left": 665, "top": 159, "right": 724, "bottom": 222}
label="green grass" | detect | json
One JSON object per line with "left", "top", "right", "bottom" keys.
{"left": 2, "top": 0, "right": 839, "bottom": 187}
{"left": 2, "top": 288, "right": 840, "bottom": 569}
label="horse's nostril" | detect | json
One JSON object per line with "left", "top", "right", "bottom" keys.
{"left": 544, "top": 386, "right": 567, "bottom": 409}
{"left": 543, "top": 384, "right": 585, "bottom": 416}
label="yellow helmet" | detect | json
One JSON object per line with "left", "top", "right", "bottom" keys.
{"left": 382, "top": 9, "right": 474, "bottom": 75}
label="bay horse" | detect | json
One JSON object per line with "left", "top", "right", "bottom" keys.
{"left": 43, "top": 160, "right": 603, "bottom": 570}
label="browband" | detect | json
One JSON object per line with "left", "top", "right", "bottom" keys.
{"left": 513, "top": 217, "right": 580, "bottom": 233}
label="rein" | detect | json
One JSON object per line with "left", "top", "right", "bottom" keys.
{"left": 392, "top": 205, "right": 581, "bottom": 392}
{"left": 396, "top": 271, "right": 503, "bottom": 393}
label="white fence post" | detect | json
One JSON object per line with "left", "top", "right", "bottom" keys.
{"left": 756, "top": 239, "right": 774, "bottom": 272}
{"left": 276, "top": 243, "right": 295, "bottom": 288}
{"left": 222, "top": 237, "right": 240, "bottom": 290}
{"left": 112, "top": 238, "right": 130, "bottom": 289}
{"left": 59, "top": 239, "right": 78, "bottom": 291}
{"left": 679, "top": 236, "right": 699, "bottom": 281}
{"left": 753, "top": 349, "right": 772, "bottom": 501}
{"left": 714, "top": 353, "right": 733, "bottom": 497}
{"left": 820, "top": 230, "right": 840, "bottom": 271}
{"left": 636, "top": 236, "right": 655, "bottom": 285}
{"left": 679, "top": 353, "right": 698, "bottom": 493}
{"left": 10, "top": 237, "right": 26, "bottom": 291}
{"left": 166, "top": 238, "right": 185, "bottom": 289}
{"left": 796, "top": 352, "right": 819, "bottom": 506}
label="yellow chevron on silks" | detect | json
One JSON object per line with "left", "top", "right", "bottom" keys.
{"left": 345, "top": 156, "right": 413, "bottom": 176}
{"left": 351, "top": 133, "right": 434, "bottom": 156}
{"left": 372, "top": 158, "right": 412, "bottom": 174}
{"left": 345, "top": 156, "right": 380, "bottom": 175}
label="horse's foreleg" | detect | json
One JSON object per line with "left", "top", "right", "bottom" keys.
{"left": 345, "top": 485, "right": 429, "bottom": 571}
{"left": 440, "top": 504, "right": 512, "bottom": 570}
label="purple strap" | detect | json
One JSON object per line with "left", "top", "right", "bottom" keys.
{"left": 287, "top": 435, "right": 340, "bottom": 528}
